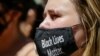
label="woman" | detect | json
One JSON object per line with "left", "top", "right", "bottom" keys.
{"left": 34, "top": 0, "right": 100, "bottom": 56}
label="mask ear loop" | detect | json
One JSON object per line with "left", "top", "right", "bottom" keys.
{"left": 71, "top": 24, "right": 82, "bottom": 34}
{"left": 70, "top": 24, "right": 87, "bottom": 56}
{"left": 71, "top": 24, "right": 87, "bottom": 48}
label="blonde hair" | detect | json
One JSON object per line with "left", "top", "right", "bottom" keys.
{"left": 72, "top": 0, "right": 100, "bottom": 56}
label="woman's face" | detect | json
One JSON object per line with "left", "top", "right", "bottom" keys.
{"left": 39, "top": 0, "right": 86, "bottom": 47}
{"left": 40, "top": 0, "right": 80, "bottom": 28}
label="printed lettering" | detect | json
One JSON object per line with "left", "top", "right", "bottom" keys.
{"left": 41, "top": 37, "right": 53, "bottom": 48}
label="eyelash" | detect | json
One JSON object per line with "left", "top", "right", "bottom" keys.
{"left": 51, "top": 14, "right": 60, "bottom": 20}
{"left": 43, "top": 13, "right": 61, "bottom": 21}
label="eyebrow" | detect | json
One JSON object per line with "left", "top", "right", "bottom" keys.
{"left": 43, "top": 10, "right": 54, "bottom": 17}
{"left": 48, "top": 10, "right": 55, "bottom": 14}
{"left": 43, "top": 9, "right": 62, "bottom": 17}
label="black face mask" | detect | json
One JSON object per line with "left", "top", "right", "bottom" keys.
{"left": 34, "top": 26, "right": 78, "bottom": 56}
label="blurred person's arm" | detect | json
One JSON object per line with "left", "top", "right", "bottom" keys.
{"left": 16, "top": 42, "right": 38, "bottom": 56}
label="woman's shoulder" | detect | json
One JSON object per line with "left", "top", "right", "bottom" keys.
{"left": 16, "top": 42, "right": 38, "bottom": 56}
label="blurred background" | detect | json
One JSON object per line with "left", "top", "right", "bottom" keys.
{"left": 0, "top": 0, "right": 48, "bottom": 39}
{"left": 0, "top": 0, "right": 47, "bottom": 56}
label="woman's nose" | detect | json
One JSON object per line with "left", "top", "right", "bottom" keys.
{"left": 39, "top": 16, "right": 52, "bottom": 29}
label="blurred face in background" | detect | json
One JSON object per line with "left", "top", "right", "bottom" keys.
{"left": 26, "top": 9, "right": 36, "bottom": 25}
{"left": 0, "top": 8, "right": 21, "bottom": 35}
{"left": 20, "top": 9, "right": 37, "bottom": 37}
{"left": 0, "top": 2, "right": 23, "bottom": 34}
{"left": 39, "top": 0, "right": 86, "bottom": 48}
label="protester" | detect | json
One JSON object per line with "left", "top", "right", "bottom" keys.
{"left": 34, "top": 0, "right": 100, "bottom": 56}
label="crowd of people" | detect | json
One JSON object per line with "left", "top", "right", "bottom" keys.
{"left": 0, "top": 0, "right": 43, "bottom": 56}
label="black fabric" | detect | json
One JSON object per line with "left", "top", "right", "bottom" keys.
{"left": 35, "top": 27, "right": 78, "bottom": 56}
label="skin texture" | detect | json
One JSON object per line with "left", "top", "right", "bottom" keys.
{"left": 39, "top": 0, "right": 86, "bottom": 56}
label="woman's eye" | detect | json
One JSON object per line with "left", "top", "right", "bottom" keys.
{"left": 43, "top": 12, "right": 61, "bottom": 20}
{"left": 51, "top": 14, "right": 61, "bottom": 20}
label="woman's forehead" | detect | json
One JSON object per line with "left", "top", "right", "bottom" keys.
{"left": 46, "top": 0, "right": 73, "bottom": 7}
{"left": 44, "top": 0, "right": 75, "bottom": 13}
